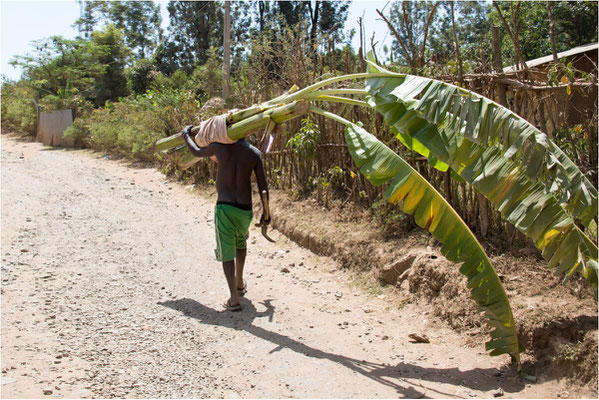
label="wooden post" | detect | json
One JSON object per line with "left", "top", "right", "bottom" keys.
{"left": 492, "top": 26, "right": 508, "bottom": 107}
{"left": 222, "top": 1, "right": 231, "bottom": 104}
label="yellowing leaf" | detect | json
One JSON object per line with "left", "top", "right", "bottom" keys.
{"left": 345, "top": 123, "right": 521, "bottom": 366}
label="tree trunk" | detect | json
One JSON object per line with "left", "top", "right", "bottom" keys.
{"left": 450, "top": 2, "right": 463, "bottom": 84}
{"left": 419, "top": 2, "right": 440, "bottom": 68}
{"left": 376, "top": 9, "right": 412, "bottom": 67}
{"left": 546, "top": 1, "right": 558, "bottom": 62}
{"left": 492, "top": 1, "right": 529, "bottom": 78}
{"left": 358, "top": 16, "right": 366, "bottom": 72}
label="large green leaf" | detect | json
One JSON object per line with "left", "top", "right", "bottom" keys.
{"left": 345, "top": 122, "right": 521, "bottom": 364}
{"left": 363, "top": 64, "right": 598, "bottom": 287}
{"left": 365, "top": 61, "right": 597, "bottom": 228}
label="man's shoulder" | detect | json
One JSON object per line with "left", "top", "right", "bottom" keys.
{"left": 235, "top": 140, "right": 262, "bottom": 158}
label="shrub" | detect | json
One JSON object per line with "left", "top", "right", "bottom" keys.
{"left": 1, "top": 80, "right": 37, "bottom": 135}
{"left": 87, "top": 99, "right": 166, "bottom": 161}
{"left": 63, "top": 118, "right": 91, "bottom": 148}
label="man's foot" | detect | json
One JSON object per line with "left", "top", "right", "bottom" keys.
{"left": 237, "top": 279, "right": 247, "bottom": 297}
{"left": 223, "top": 299, "right": 242, "bottom": 311}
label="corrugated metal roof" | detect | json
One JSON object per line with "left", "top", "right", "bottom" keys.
{"left": 503, "top": 43, "right": 598, "bottom": 73}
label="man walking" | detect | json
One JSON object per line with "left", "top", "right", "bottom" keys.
{"left": 181, "top": 126, "right": 270, "bottom": 311}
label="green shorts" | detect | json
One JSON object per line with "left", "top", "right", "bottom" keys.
{"left": 214, "top": 203, "right": 253, "bottom": 262}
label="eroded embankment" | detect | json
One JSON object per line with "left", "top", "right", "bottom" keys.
{"left": 266, "top": 190, "right": 598, "bottom": 388}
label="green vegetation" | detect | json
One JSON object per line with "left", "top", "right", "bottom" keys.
{"left": 1, "top": 0, "right": 597, "bottom": 371}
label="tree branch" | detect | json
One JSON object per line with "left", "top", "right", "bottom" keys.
{"left": 376, "top": 8, "right": 412, "bottom": 66}
{"left": 419, "top": 1, "right": 440, "bottom": 68}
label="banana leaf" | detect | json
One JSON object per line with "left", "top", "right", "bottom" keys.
{"left": 365, "top": 61, "right": 597, "bottom": 228}
{"left": 363, "top": 63, "right": 598, "bottom": 287}
{"left": 344, "top": 122, "right": 521, "bottom": 365}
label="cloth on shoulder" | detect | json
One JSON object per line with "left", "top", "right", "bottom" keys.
{"left": 194, "top": 110, "right": 240, "bottom": 147}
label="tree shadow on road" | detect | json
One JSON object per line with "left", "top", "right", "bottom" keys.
{"left": 159, "top": 297, "right": 526, "bottom": 398}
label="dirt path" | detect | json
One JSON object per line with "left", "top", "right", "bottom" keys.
{"left": 1, "top": 134, "right": 570, "bottom": 398}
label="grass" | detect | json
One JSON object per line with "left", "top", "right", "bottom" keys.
{"left": 348, "top": 273, "right": 387, "bottom": 298}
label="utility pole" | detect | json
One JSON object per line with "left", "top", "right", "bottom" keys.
{"left": 223, "top": 0, "right": 231, "bottom": 104}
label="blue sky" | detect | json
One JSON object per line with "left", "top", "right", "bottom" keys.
{"left": 1, "top": 0, "right": 392, "bottom": 81}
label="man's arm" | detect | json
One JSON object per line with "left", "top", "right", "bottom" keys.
{"left": 254, "top": 155, "right": 270, "bottom": 224}
{"left": 181, "top": 125, "right": 217, "bottom": 158}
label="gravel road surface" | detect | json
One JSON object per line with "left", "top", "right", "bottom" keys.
{"left": 1, "top": 135, "right": 564, "bottom": 398}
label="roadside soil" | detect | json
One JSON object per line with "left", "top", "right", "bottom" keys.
{"left": 1, "top": 133, "right": 597, "bottom": 398}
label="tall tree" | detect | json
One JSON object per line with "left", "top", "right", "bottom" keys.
{"left": 103, "top": 1, "right": 162, "bottom": 59}
{"left": 378, "top": 1, "right": 440, "bottom": 68}
{"left": 73, "top": 0, "right": 106, "bottom": 39}
{"left": 163, "top": 1, "right": 224, "bottom": 74}
{"left": 428, "top": 1, "right": 492, "bottom": 72}
{"left": 91, "top": 25, "right": 131, "bottom": 106}
{"left": 545, "top": 1, "right": 597, "bottom": 51}
{"left": 308, "top": 0, "right": 350, "bottom": 46}
{"left": 10, "top": 36, "right": 107, "bottom": 99}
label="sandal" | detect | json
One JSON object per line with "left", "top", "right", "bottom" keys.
{"left": 223, "top": 299, "right": 242, "bottom": 311}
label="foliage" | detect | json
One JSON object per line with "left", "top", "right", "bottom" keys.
{"left": 286, "top": 116, "right": 320, "bottom": 158}
{"left": 549, "top": 1, "right": 598, "bottom": 51}
{"left": 428, "top": 1, "right": 492, "bottom": 73}
{"left": 162, "top": 1, "right": 223, "bottom": 74}
{"left": 127, "top": 58, "right": 157, "bottom": 96}
{"left": 9, "top": 26, "right": 131, "bottom": 110}
{"left": 63, "top": 117, "right": 91, "bottom": 147}
{"left": 74, "top": 0, "right": 162, "bottom": 59}
{"left": 384, "top": 1, "right": 441, "bottom": 68}
{"left": 0, "top": 79, "right": 37, "bottom": 135}
{"left": 10, "top": 36, "right": 107, "bottom": 100}
{"left": 86, "top": 99, "right": 166, "bottom": 160}
{"left": 101, "top": 0, "right": 162, "bottom": 59}
{"left": 490, "top": 1, "right": 598, "bottom": 64}
{"left": 364, "top": 62, "right": 598, "bottom": 286}
{"left": 136, "top": 87, "right": 202, "bottom": 134}
{"left": 188, "top": 47, "right": 224, "bottom": 100}
{"left": 73, "top": 0, "right": 104, "bottom": 39}
{"left": 91, "top": 25, "right": 131, "bottom": 107}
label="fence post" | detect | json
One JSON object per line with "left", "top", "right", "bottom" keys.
{"left": 492, "top": 26, "right": 507, "bottom": 107}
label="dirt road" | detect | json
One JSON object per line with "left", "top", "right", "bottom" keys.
{"left": 1, "top": 134, "right": 569, "bottom": 398}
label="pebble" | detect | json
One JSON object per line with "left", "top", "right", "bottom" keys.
{"left": 43, "top": 389, "right": 53, "bottom": 395}
{"left": 280, "top": 267, "right": 290, "bottom": 273}
{"left": 493, "top": 388, "right": 504, "bottom": 397}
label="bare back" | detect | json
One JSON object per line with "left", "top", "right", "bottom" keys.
{"left": 212, "top": 141, "right": 262, "bottom": 205}
{"left": 182, "top": 132, "right": 269, "bottom": 208}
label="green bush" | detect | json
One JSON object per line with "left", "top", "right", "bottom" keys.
{"left": 63, "top": 118, "right": 91, "bottom": 148}
{"left": 87, "top": 99, "right": 167, "bottom": 161}
{"left": 136, "top": 87, "right": 203, "bottom": 133}
{"left": 1, "top": 80, "right": 37, "bottom": 135}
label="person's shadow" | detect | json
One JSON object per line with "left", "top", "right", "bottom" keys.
{"left": 158, "top": 297, "right": 526, "bottom": 398}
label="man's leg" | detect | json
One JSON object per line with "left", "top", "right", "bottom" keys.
{"left": 235, "top": 248, "right": 247, "bottom": 292}
{"left": 222, "top": 260, "right": 240, "bottom": 308}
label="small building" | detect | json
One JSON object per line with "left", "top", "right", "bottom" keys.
{"left": 503, "top": 43, "right": 598, "bottom": 134}
{"left": 503, "top": 42, "right": 598, "bottom": 81}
